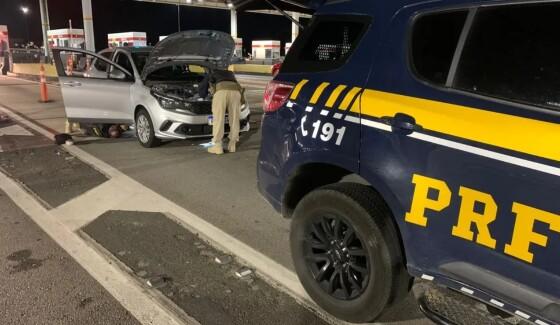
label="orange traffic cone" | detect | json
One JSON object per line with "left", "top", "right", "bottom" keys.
{"left": 39, "top": 64, "right": 49, "bottom": 103}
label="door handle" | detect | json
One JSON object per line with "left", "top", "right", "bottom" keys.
{"left": 388, "top": 113, "right": 421, "bottom": 134}
{"left": 63, "top": 81, "right": 82, "bottom": 87}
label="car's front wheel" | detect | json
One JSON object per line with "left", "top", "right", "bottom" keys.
{"left": 135, "top": 109, "right": 161, "bottom": 148}
{"left": 290, "top": 183, "right": 411, "bottom": 323}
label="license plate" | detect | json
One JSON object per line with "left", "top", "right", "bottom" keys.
{"left": 208, "top": 116, "right": 228, "bottom": 126}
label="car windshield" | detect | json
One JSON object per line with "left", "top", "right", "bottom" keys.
{"left": 131, "top": 52, "right": 150, "bottom": 73}
{"left": 146, "top": 64, "right": 207, "bottom": 82}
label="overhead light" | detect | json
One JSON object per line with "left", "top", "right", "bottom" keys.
{"left": 186, "top": 0, "right": 192, "bottom": 3}
{"left": 227, "top": 2, "right": 233, "bottom": 8}
{"left": 20, "top": 6, "right": 29, "bottom": 14}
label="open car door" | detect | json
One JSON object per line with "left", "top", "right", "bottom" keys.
{"left": 52, "top": 47, "right": 135, "bottom": 125}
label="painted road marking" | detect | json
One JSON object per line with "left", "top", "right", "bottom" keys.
{"left": 0, "top": 103, "right": 343, "bottom": 325}
{"left": 0, "top": 171, "right": 196, "bottom": 325}
{"left": 0, "top": 124, "right": 34, "bottom": 136}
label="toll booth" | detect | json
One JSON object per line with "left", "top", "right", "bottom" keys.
{"left": 0, "top": 25, "right": 9, "bottom": 75}
{"left": 47, "top": 28, "right": 85, "bottom": 49}
{"left": 252, "top": 40, "right": 281, "bottom": 60}
{"left": 108, "top": 32, "right": 147, "bottom": 47}
{"left": 234, "top": 38, "right": 243, "bottom": 58}
{"left": 0, "top": 25, "right": 9, "bottom": 54}
{"left": 285, "top": 42, "right": 293, "bottom": 55}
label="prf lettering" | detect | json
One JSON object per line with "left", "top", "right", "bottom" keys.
{"left": 405, "top": 174, "right": 560, "bottom": 264}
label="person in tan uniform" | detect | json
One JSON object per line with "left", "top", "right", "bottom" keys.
{"left": 201, "top": 69, "right": 244, "bottom": 155}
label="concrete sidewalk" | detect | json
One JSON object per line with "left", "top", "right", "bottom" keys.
{"left": 0, "top": 76, "right": 66, "bottom": 134}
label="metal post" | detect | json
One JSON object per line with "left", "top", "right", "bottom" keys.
{"left": 230, "top": 9, "right": 238, "bottom": 39}
{"left": 39, "top": 0, "right": 50, "bottom": 58}
{"left": 69, "top": 19, "right": 73, "bottom": 48}
{"left": 291, "top": 12, "right": 300, "bottom": 42}
{"left": 177, "top": 4, "right": 181, "bottom": 32}
{"left": 81, "top": 0, "right": 96, "bottom": 51}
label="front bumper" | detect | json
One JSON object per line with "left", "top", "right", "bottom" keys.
{"left": 155, "top": 110, "right": 251, "bottom": 140}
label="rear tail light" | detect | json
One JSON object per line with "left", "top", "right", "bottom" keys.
{"left": 263, "top": 80, "right": 294, "bottom": 113}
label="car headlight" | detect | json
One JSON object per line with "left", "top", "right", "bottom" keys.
{"left": 151, "top": 91, "right": 194, "bottom": 114}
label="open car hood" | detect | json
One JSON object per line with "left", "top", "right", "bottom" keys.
{"left": 141, "top": 30, "right": 234, "bottom": 80}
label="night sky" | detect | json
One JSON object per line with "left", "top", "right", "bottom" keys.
{"left": 0, "top": 0, "right": 293, "bottom": 54}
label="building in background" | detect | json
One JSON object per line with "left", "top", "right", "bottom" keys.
{"left": 47, "top": 28, "right": 85, "bottom": 49}
{"left": 234, "top": 37, "right": 243, "bottom": 58}
{"left": 0, "top": 25, "right": 9, "bottom": 53}
{"left": 0, "top": 25, "right": 9, "bottom": 75}
{"left": 285, "top": 42, "right": 292, "bottom": 54}
{"left": 108, "top": 32, "right": 147, "bottom": 47}
{"left": 252, "top": 40, "right": 280, "bottom": 60}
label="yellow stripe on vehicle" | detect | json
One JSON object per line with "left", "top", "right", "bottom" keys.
{"left": 325, "top": 85, "right": 348, "bottom": 108}
{"left": 339, "top": 87, "right": 362, "bottom": 111}
{"left": 309, "top": 82, "right": 331, "bottom": 105}
{"left": 290, "top": 79, "right": 309, "bottom": 100}
{"left": 360, "top": 89, "right": 560, "bottom": 162}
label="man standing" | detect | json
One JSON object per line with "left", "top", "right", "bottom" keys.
{"left": 203, "top": 69, "right": 244, "bottom": 155}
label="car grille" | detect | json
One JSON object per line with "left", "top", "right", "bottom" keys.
{"left": 187, "top": 102, "right": 212, "bottom": 115}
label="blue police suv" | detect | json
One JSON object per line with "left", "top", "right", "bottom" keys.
{"left": 257, "top": 0, "right": 560, "bottom": 324}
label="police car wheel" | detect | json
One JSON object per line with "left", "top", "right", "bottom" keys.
{"left": 291, "top": 183, "right": 410, "bottom": 323}
{"left": 135, "top": 109, "right": 161, "bottom": 148}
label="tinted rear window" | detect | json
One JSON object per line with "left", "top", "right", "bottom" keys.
{"left": 411, "top": 10, "right": 468, "bottom": 86}
{"left": 282, "top": 15, "right": 371, "bottom": 73}
{"left": 454, "top": 3, "right": 560, "bottom": 111}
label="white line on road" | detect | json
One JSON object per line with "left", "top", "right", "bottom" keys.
{"left": 0, "top": 171, "right": 197, "bottom": 325}
{"left": 0, "top": 103, "right": 352, "bottom": 325}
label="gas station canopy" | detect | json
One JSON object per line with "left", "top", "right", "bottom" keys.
{"left": 232, "top": 0, "right": 319, "bottom": 14}
{"left": 134, "top": 0, "right": 319, "bottom": 14}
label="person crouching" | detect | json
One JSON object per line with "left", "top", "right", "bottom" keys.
{"left": 203, "top": 69, "right": 244, "bottom": 155}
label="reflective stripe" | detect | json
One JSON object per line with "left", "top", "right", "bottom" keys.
{"left": 360, "top": 89, "right": 560, "bottom": 162}
{"left": 460, "top": 287, "right": 474, "bottom": 295}
{"left": 309, "top": 82, "right": 330, "bottom": 104}
{"left": 339, "top": 87, "right": 362, "bottom": 110}
{"left": 325, "top": 85, "right": 347, "bottom": 108}
{"left": 490, "top": 299, "right": 504, "bottom": 307}
{"left": 347, "top": 115, "right": 560, "bottom": 177}
{"left": 289, "top": 79, "right": 309, "bottom": 100}
{"left": 515, "top": 311, "right": 531, "bottom": 319}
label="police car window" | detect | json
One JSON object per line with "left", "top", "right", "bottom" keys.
{"left": 411, "top": 10, "right": 468, "bottom": 86}
{"left": 454, "top": 3, "right": 560, "bottom": 111}
{"left": 282, "top": 16, "right": 371, "bottom": 73}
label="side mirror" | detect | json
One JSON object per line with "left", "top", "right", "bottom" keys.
{"left": 110, "top": 69, "right": 127, "bottom": 80}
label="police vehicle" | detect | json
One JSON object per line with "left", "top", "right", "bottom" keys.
{"left": 254, "top": 0, "right": 560, "bottom": 324}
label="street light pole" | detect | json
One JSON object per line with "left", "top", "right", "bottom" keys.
{"left": 39, "top": 0, "right": 51, "bottom": 58}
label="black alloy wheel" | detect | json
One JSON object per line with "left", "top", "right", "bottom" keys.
{"left": 291, "top": 183, "right": 411, "bottom": 323}
{"left": 305, "top": 215, "right": 369, "bottom": 300}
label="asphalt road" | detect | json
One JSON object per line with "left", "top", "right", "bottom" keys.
{"left": 0, "top": 189, "right": 140, "bottom": 325}
{"left": 0, "top": 74, "right": 431, "bottom": 324}
{"left": 76, "top": 80, "right": 429, "bottom": 324}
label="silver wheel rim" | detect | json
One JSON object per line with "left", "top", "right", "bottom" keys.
{"left": 137, "top": 114, "right": 151, "bottom": 144}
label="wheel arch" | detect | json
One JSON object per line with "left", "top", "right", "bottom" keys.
{"left": 282, "top": 162, "right": 410, "bottom": 266}
{"left": 134, "top": 104, "right": 148, "bottom": 118}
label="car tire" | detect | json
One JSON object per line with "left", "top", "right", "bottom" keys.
{"left": 135, "top": 109, "right": 161, "bottom": 148}
{"left": 290, "top": 183, "right": 411, "bottom": 323}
